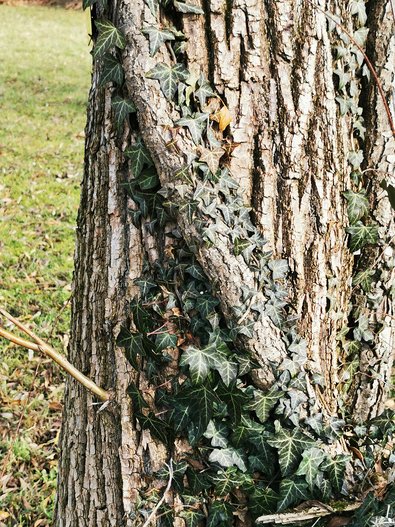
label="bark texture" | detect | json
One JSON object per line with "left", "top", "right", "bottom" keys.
{"left": 56, "top": 0, "right": 394, "bottom": 524}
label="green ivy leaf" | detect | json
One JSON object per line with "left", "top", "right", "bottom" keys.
{"left": 142, "top": 26, "right": 175, "bottom": 56}
{"left": 234, "top": 238, "right": 251, "bottom": 256}
{"left": 195, "top": 77, "right": 216, "bottom": 107}
{"left": 136, "top": 412, "right": 170, "bottom": 445}
{"left": 216, "top": 381, "right": 251, "bottom": 422}
{"left": 295, "top": 447, "right": 326, "bottom": 489}
{"left": 185, "top": 264, "right": 206, "bottom": 281}
{"left": 265, "top": 296, "right": 286, "bottom": 327}
{"left": 173, "top": 0, "right": 204, "bottom": 14}
{"left": 268, "top": 259, "right": 289, "bottom": 280}
{"left": 179, "top": 509, "right": 205, "bottom": 527}
{"left": 199, "top": 147, "right": 225, "bottom": 175}
{"left": 124, "top": 137, "right": 153, "bottom": 177}
{"left": 343, "top": 190, "right": 369, "bottom": 223}
{"left": 346, "top": 221, "right": 379, "bottom": 252}
{"left": 126, "top": 382, "right": 148, "bottom": 411}
{"left": 144, "top": 0, "right": 159, "bottom": 16}
{"left": 180, "top": 341, "right": 226, "bottom": 384}
{"left": 248, "top": 386, "right": 284, "bottom": 424}
{"left": 93, "top": 19, "right": 126, "bottom": 59}
{"left": 195, "top": 294, "right": 219, "bottom": 318}
{"left": 155, "top": 332, "right": 177, "bottom": 351}
{"left": 134, "top": 277, "right": 157, "bottom": 296}
{"left": 267, "top": 422, "right": 315, "bottom": 477}
{"left": 111, "top": 96, "right": 136, "bottom": 129}
{"left": 99, "top": 54, "right": 124, "bottom": 86}
{"left": 146, "top": 62, "right": 189, "bottom": 100}
{"left": 137, "top": 167, "right": 159, "bottom": 190}
{"left": 130, "top": 300, "right": 153, "bottom": 332}
{"left": 207, "top": 501, "right": 233, "bottom": 527}
{"left": 321, "top": 454, "right": 350, "bottom": 493}
{"left": 116, "top": 328, "right": 146, "bottom": 368}
{"left": 176, "top": 113, "right": 208, "bottom": 144}
{"left": 249, "top": 487, "right": 278, "bottom": 518}
{"left": 204, "top": 420, "right": 229, "bottom": 448}
{"left": 169, "top": 400, "right": 191, "bottom": 434}
{"left": 369, "top": 409, "right": 395, "bottom": 437}
{"left": 179, "top": 199, "right": 199, "bottom": 222}
{"left": 277, "top": 478, "right": 310, "bottom": 512}
{"left": 178, "top": 384, "right": 219, "bottom": 442}
{"left": 352, "top": 268, "right": 375, "bottom": 293}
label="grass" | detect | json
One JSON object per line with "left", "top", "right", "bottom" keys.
{"left": 0, "top": 6, "right": 91, "bottom": 525}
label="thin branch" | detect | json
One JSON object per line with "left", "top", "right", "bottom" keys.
{"left": 141, "top": 459, "right": 174, "bottom": 527}
{"left": 0, "top": 309, "right": 110, "bottom": 402}
{"left": 256, "top": 502, "right": 361, "bottom": 524}
{"left": 0, "top": 326, "right": 40, "bottom": 352}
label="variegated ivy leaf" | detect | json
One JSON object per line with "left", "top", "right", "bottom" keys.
{"left": 99, "top": 54, "right": 124, "bottom": 87}
{"left": 146, "top": 62, "right": 189, "bottom": 100}
{"left": 353, "top": 26, "right": 369, "bottom": 46}
{"left": 93, "top": 19, "right": 126, "bottom": 59}
{"left": 142, "top": 26, "right": 175, "bottom": 56}
{"left": 352, "top": 268, "right": 375, "bottom": 292}
{"left": 176, "top": 113, "right": 209, "bottom": 144}
{"left": 199, "top": 147, "right": 225, "bottom": 175}
{"left": 268, "top": 259, "right": 289, "bottom": 280}
{"left": 353, "top": 315, "right": 374, "bottom": 342}
{"left": 124, "top": 137, "right": 153, "bottom": 177}
{"left": 349, "top": 0, "right": 367, "bottom": 26}
{"left": 295, "top": 447, "right": 326, "bottom": 489}
{"left": 111, "top": 96, "right": 136, "bottom": 129}
{"left": 346, "top": 221, "right": 379, "bottom": 252}
{"left": 321, "top": 454, "right": 350, "bottom": 493}
{"left": 248, "top": 386, "right": 284, "bottom": 424}
{"left": 343, "top": 189, "right": 369, "bottom": 223}
{"left": 267, "top": 421, "right": 315, "bottom": 477}
{"left": 212, "top": 468, "right": 253, "bottom": 496}
{"left": 209, "top": 448, "right": 247, "bottom": 472}
{"left": 195, "top": 75, "right": 216, "bottom": 107}
{"left": 203, "top": 420, "right": 229, "bottom": 448}
{"left": 180, "top": 343, "right": 225, "bottom": 384}
{"left": 277, "top": 478, "right": 310, "bottom": 512}
{"left": 173, "top": 0, "right": 204, "bottom": 14}
{"left": 264, "top": 296, "right": 287, "bottom": 327}
{"left": 348, "top": 149, "right": 364, "bottom": 169}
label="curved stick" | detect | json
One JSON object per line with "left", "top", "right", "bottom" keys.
{"left": 0, "top": 308, "right": 110, "bottom": 402}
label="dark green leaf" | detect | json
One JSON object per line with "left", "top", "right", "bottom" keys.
{"left": 216, "top": 381, "right": 251, "bottom": 422}
{"left": 155, "top": 332, "right": 177, "bottom": 351}
{"left": 346, "top": 221, "right": 379, "bottom": 252}
{"left": 203, "top": 420, "right": 229, "bottom": 448}
{"left": 209, "top": 447, "right": 246, "bottom": 472}
{"left": 111, "top": 96, "right": 136, "bottom": 129}
{"left": 277, "top": 478, "right": 310, "bottom": 512}
{"left": 99, "top": 54, "right": 124, "bottom": 86}
{"left": 146, "top": 62, "right": 189, "bottom": 100}
{"left": 195, "top": 294, "right": 219, "bottom": 318}
{"left": 295, "top": 447, "right": 326, "bottom": 489}
{"left": 134, "top": 277, "right": 157, "bottom": 297}
{"left": 178, "top": 384, "right": 219, "bottom": 443}
{"left": 169, "top": 400, "right": 191, "bottom": 434}
{"left": 195, "top": 77, "right": 216, "bottom": 107}
{"left": 186, "top": 467, "right": 211, "bottom": 494}
{"left": 248, "top": 386, "right": 284, "bottom": 424}
{"left": 142, "top": 26, "right": 175, "bottom": 56}
{"left": 136, "top": 412, "right": 169, "bottom": 445}
{"left": 185, "top": 264, "right": 206, "bottom": 281}
{"left": 179, "top": 199, "right": 199, "bottom": 222}
{"left": 207, "top": 501, "right": 233, "bottom": 527}
{"left": 267, "top": 422, "right": 315, "bottom": 477}
{"left": 126, "top": 382, "right": 148, "bottom": 411}
{"left": 234, "top": 238, "right": 251, "bottom": 256}
{"left": 212, "top": 467, "right": 253, "bottom": 496}
{"left": 321, "top": 454, "right": 350, "bottom": 493}
{"left": 130, "top": 301, "right": 153, "bottom": 333}
{"left": 116, "top": 328, "right": 146, "bottom": 368}
{"left": 138, "top": 167, "right": 160, "bottom": 190}
{"left": 352, "top": 268, "right": 375, "bottom": 292}
{"left": 249, "top": 487, "right": 278, "bottom": 518}
{"left": 179, "top": 508, "right": 205, "bottom": 527}
{"left": 125, "top": 138, "right": 153, "bottom": 177}
{"left": 93, "top": 19, "right": 126, "bottom": 59}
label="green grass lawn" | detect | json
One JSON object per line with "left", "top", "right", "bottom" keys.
{"left": 0, "top": 6, "right": 91, "bottom": 525}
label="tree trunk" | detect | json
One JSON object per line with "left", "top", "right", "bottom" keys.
{"left": 55, "top": 0, "right": 395, "bottom": 525}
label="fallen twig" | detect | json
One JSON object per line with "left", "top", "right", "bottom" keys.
{"left": 256, "top": 503, "right": 361, "bottom": 524}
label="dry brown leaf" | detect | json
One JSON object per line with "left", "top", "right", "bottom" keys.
{"left": 211, "top": 105, "right": 232, "bottom": 132}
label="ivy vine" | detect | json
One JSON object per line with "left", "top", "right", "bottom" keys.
{"left": 82, "top": 0, "right": 395, "bottom": 525}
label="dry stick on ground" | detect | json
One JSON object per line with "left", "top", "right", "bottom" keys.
{"left": 0, "top": 308, "right": 110, "bottom": 402}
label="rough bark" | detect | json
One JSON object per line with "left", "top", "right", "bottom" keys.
{"left": 55, "top": 0, "right": 394, "bottom": 524}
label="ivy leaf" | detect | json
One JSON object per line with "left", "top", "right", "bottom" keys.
{"left": 234, "top": 238, "right": 251, "bottom": 256}
{"left": 369, "top": 409, "right": 395, "bottom": 437}
{"left": 295, "top": 447, "right": 326, "bottom": 489}
{"left": 134, "top": 277, "right": 157, "bottom": 296}
{"left": 176, "top": 113, "right": 209, "bottom": 144}
{"left": 155, "top": 332, "right": 177, "bottom": 351}
{"left": 169, "top": 400, "right": 191, "bottom": 434}
{"left": 130, "top": 300, "right": 153, "bottom": 332}
{"left": 353, "top": 26, "right": 369, "bottom": 46}
{"left": 126, "top": 382, "right": 148, "bottom": 411}
{"left": 199, "top": 147, "right": 225, "bottom": 175}
{"left": 352, "top": 268, "right": 375, "bottom": 293}
{"left": 93, "top": 19, "right": 126, "bottom": 59}
{"left": 209, "top": 448, "right": 247, "bottom": 472}
{"left": 146, "top": 62, "right": 189, "bottom": 100}
{"left": 116, "top": 328, "right": 146, "bottom": 368}
{"left": 179, "top": 509, "right": 205, "bottom": 527}
{"left": 180, "top": 346, "right": 211, "bottom": 383}
{"left": 136, "top": 412, "right": 169, "bottom": 445}
{"left": 349, "top": 0, "right": 367, "bottom": 25}
{"left": 249, "top": 487, "right": 278, "bottom": 518}
{"left": 348, "top": 150, "right": 364, "bottom": 169}
{"left": 268, "top": 422, "right": 315, "bottom": 477}
{"left": 268, "top": 259, "right": 289, "bottom": 280}
{"left": 195, "top": 294, "right": 219, "bottom": 318}
{"left": 186, "top": 468, "right": 211, "bottom": 494}
{"left": 204, "top": 420, "right": 229, "bottom": 448}
{"left": 346, "top": 221, "right": 379, "bottom": 252}
{"left": 178, "top": 384, "right": 219, "bottom": 442}
{"left": 173, "top": 0, "right": 204, "bottom": 14}
{"left": 354, "top": 315, "right": 374, "bottom": 342}
{"left": 265, "top": 296, "right": 286, "bottom": 327}
{"left": 343, "top": 190, "right": 369, "bottom": 223}
{"left": 218, "top": 360, "right": 238, "bottom": 386}
{"left": 144, "top": 0, "right": 159, "bottom": 16}
{"left": 216, "top": 381, "right": 251, "bottom": 422}
{"left": 83, "top": 0, "right": 99, "bottom": 9}
{"left": 321, "top": 455, "right": 350, "bottom": 493}
{"left": 195, "top": 81, "right": 216, "bottom": 107}
{"left": 212, "top": 468, "right": 253, "bottom": 496}
{"left": 277, "top": 478, "right": 310, "bottom": 512}
{"left": 185, "top": 264, "right": 206, "bottom": 281}
{"left": 137, "top": 167, "right": 159, "bottom": 190}
{"left": 111, "top": 96, "right": 136, "bottom": 129}
{"left": 249, "top": 386, "right": 284, "bottom": 424}
{"left": 142, "top": 26, "right": 175, "bottom": 56}
{"left": 125, "top": 137, "right": 153, "bottom": 177}
{"left": 99, "top": 54, "right": 124, "bottom": 86}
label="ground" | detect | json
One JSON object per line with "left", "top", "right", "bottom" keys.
{"left": 0, "top": 6, "right": 90, "bottom": 525}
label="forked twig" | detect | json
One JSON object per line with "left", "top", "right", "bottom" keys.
{"left": 0, "top": 308, "right": 110, "bottom": 402}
